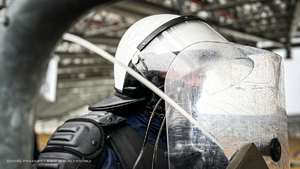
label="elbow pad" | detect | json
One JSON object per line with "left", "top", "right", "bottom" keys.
{"left": 36, "top": 118, "right": 106, "bottom": 169}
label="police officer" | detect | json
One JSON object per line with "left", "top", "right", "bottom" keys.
{"left": 34, "top": 14, "right": 250, "bottom": 169}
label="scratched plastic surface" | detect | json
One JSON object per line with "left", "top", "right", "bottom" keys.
{"left": 165, "top": 42, "right": 289, "bottom": 169}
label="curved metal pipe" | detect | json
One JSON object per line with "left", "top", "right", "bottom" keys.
{"left": 0, "top": 0, "right": 119, "bottom": 168}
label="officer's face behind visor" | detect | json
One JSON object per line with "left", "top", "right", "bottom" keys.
{"left": 130, "top": 20, "right": 229, "bottom": 90}
{"left": 133, "top": 51, "right": 205, "bottom": 88}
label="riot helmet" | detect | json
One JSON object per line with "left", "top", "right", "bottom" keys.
{"left": 115, "top": 14, "right": 227, "bottom": 96}
{"left": 89, "top": 14, "right": 228, "bottom": 113}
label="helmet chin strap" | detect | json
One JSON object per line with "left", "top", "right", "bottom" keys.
{"left": 63, "top": 33, "right": 223, "bottom": 151}
{"left": 152, "top": 115, "right": 166, "bottom": 169}
{"left": 143, "top": 91, "right": 165, "bottom": 118}
{"left": 132, "top": 98, "right": 163, "bottom": 169}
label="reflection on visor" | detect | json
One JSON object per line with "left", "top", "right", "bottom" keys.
{"left": 166, "top": 44, "right": 254, "bottom": 94}
{"left": 132, "top": 52, "right": 176, "bottom": 89}
{"left": 133, "top": 52, "right": 176, "bottom": 73}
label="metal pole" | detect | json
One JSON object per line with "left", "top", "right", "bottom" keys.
{"left": 0, "top": 0, "right": 120, "bottom": 168}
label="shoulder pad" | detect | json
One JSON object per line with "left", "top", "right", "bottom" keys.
{"left": 43, "top": 118, "right": 105, "bottom": 160}
{"left": 38, "top": 118, "right": 107, "bottom": 168}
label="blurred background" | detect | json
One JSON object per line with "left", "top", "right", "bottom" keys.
{"left": 1, "top": 0, "right": 300, "bottom": 168}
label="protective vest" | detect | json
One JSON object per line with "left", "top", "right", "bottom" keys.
{"left": 106, "top": 121, "right": 169, "bottom": 169}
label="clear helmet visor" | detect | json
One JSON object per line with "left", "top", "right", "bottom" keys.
{"left": 131, "top": 20, "right": 228, "bottom": 90}
{"left": 164, "top": 42, "right": 288, "bottom": 168}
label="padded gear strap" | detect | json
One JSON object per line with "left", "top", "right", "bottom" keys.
{"left": 36, "top": 118, "right": 106, "bottom": 169}
{"left": 108, "top": 125, "right": 169, "bottom": 169}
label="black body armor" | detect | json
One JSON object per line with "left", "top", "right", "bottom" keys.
{"left": 34, "top": 111, "right": 168, "bottom": 169}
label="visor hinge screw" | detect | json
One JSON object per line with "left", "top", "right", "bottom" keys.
{"left": 107, "top": 117, "right": 113, "bottom": 122}
{"left": 92, "top": 140, "right": 97, "bottom": 146}
{"left": 132, "top": 55, "right": 139, "bottom": 64}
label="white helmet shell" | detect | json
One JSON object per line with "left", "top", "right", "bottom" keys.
{"left": 114, "top": 14, "right": 180, "bottom": 91}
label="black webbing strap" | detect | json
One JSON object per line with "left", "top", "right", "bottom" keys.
{"left": 137, "top": 15, "right": 206, "bottom": 52}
